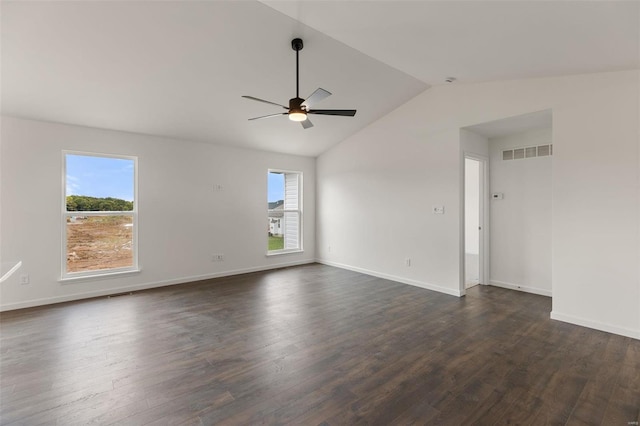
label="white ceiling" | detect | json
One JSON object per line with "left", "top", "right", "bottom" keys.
{"left": 263, "top": 0, "right": 640, "bottom": 84}
{"left": 2, "top": 1, "right": 638, "bottom": 157}
{"left": 1, "top": 1, "right": 426, "bottom": 157}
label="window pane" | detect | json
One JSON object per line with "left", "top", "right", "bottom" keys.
{"left": 64, "top": 153, "right": 136, "bottom": 276}
{"left": 268, "top": 210, "right": 284, "bottom": 250}
{"left": 66, "top": 215, "right": 133, "bottom": 273}
{"left": 268, "top": 172, "right": 284, "bottom": 251}
{"left": 66, "top": 154, "right": 134, "bottom": 211}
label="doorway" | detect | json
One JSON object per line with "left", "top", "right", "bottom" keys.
{"left": 461, "top": 109, "right": 552, "bottom": 298}
{"left": 464, "top": 156, "right": 487, "bottom": 289}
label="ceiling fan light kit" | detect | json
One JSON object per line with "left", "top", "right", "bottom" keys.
{"left": 289, "top": 112, "right": 307, "bottom": 122}
{"left": 288, "top": 96, "right": 307, "bottom": 122}
{"left": 242, "top": 38, "right": 356, "bottom": 129}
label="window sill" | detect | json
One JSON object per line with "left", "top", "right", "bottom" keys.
{"left": 59, "top": 268, "right": 141, "bottom": 283}
{"left": 266, "top": 249, "right": 304, "bottom": 257}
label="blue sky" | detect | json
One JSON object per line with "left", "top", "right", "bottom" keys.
{"left": 268, "top": 172, "right": 284, "bottom": 202}
{"left": 66, "top": 154, "right": 134, "bottom": 201}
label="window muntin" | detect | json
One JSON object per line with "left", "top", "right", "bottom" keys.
{"left": 62, "top": 153, "right": 138, "bottom": 278}
{"left": 267, "top": 170, "right": 302, "bottom": 253}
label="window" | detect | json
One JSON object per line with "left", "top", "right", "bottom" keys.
{"left": 267, "top": 170, "right": 302, "bottom": 253}
{"left": 63, "top": 152, "right": 138, "bottom": 278}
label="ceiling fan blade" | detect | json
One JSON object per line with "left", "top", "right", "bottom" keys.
{"left": 308, "top": 109, "right": 357, "bottom": 117}
{"left": 301, "top": 118, "right": 314, "bottom": 129}
{"left": 301, "top": 88, "right": 331, "bottom": 109}
{"left": 248, "top": 113, "right": 288, "bottom": 121}
{"left": 242, "top": 96, "right": 288, "bottom": 110}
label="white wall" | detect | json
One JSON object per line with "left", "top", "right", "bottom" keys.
{"left": 317, "top": 69, "right": 639, "bottom": 339}
{"left": 0, "top": 116, "right": 315, "bottom": 310}
{"left": 461, "top": 129, "right": 489, "bottom": 158}
{"left": 489, "top": 128, "right": 552, "bottom": 296}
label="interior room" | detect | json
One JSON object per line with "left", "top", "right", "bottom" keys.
{"left": 1, "top": 1, "right": 639, "bottom": 423}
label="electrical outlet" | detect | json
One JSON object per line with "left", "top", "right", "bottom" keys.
{"left": 212, "top": 254, "right": 224, "bottom": 262}
{"left": 19, "top": 274, "right": 29, "bottom": 285}
{"left": 405, "top": 258, "right": 411, "bottom": 267}
{"left": 213, "top": 184, "right": 224, "bottom": 191}
{"left": 433, "top": 206, "right": 445, "bottom": 215}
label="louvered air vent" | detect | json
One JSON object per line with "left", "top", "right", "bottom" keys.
{"left": 537, "top": 144, "right": 551, "bottom": 156}
{"left": 513, "top": 148, "right": 525, "bottom": 159}
{"left": 502, "top": 144, "right": 552, "bottom": 161}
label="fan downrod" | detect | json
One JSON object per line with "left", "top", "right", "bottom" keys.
{"left": 291, "top": 38, "right": 303, "bottom": 51}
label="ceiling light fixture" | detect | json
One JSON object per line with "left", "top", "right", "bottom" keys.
{"left": 289, "top": 111, "right": 307, "bottom": 122}
{"left": 288, "top": 97, "right": 307, "bottom": 121}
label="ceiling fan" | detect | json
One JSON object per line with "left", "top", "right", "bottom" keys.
{"left": 242, "top": 38, "right": 356, "bottom": 129}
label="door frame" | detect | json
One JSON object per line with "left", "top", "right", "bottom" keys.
{"left": 460, "top": 153, "right": 490, "bottom": 296}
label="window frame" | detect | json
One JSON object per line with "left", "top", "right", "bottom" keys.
{"left": 267, "top": 169, "right": 303, "bottom": 256}
{"left": 61, "top": 151, "right": 139, "bottom": 280}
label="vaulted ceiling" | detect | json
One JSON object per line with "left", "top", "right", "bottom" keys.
{"left": 2, "top": 1, "right": 638, "bottom": 157}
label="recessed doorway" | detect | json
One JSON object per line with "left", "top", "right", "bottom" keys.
{"left": 462, "top": 109, "right": 553, "bottom": 298}
{"left": 464, "top": 156, "right": 486, "bottom": 289}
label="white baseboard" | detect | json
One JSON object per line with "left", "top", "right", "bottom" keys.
{"left": 489, "top": 279, "right": 552, "bottom": 297}
{"left": 0, "top": 259, "right": 315, "bottom": 312}
{"left": 316, "top": 259, "right": 462, "bottom": 297}
{"left": 550, "top": 311, "right": 640, "bottom": 340}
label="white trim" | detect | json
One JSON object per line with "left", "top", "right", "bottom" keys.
{"left": 461, "top": 153, "right": 490, "bottom": 296}
{"left": 59, "top": 268, "right": 141, "bottom": 283}
{"left": 489, "top": 279, "right": 551, "bottom": 297}
{"left": 268, "top": 167, "right": 302, "bottom": 175}
{"left": 458, "top": 151, "right": 466, "bottom": 296}
{"left": 0, "top": 259, "right": 314, "bottom": 312}
{"left": 316, "top": 259, "right": 462, "bottom": 297}
{"left": 550, "top": 311, "right": 640, "bottom": 340}
{"left": 266, "top": 249, "right": 304, "bottom": 256}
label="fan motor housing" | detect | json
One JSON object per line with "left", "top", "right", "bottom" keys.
{"left": 289, "top": 97, "right": 306, "bottom": 113}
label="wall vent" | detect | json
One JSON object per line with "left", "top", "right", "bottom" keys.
{"left": 502, "top": 144, "right": 552, "bottom": 161}
{"left": 525, "top": 147, "right": 537, "bottom": 158}
{"left": 537, "top": 144, "right": 551, "bottom": 156}
{"left": 513, "top": 148, "right": 525, "bottom": 159}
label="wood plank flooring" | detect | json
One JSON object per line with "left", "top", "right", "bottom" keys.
{"left": 1, "top": 263, "right": 639, "bottom": 425}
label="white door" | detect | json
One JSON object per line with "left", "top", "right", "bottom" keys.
{"left": 464, "top": 157, "right": 486, "bottom": 289}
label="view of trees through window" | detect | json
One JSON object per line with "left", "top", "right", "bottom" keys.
{"left": 64, "top": 153, "right": 137, "bottom": 276}
{"left": 66, "top": 195, "right": 133, "bottom": 212}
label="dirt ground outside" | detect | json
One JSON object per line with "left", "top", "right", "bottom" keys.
{"left": 66, "top": 215, "right": 133, "bottom": 273}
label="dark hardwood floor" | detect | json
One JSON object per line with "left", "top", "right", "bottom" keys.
{"left": 1, "top": 263, "right": 638, "bottom": 425}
